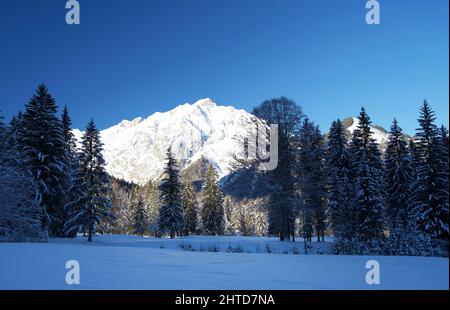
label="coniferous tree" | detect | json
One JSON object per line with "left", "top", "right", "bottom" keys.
{"left": 384, "top": 119, "right": 413, "bottom": 232}
{"left": 132, "top": 195, "right": 148, "bottom": 236}
{"left": 182, "top": 179, "right": 198, "bottom": 235}
{"left": 350, "top": 108, "right": 385, "bottom": 253}
{"left": 16, "top": 85, "right": 67, "bottom": 237}
{"left": 65, "top": 119, "right": 112, "bottom": 242}
{"left": 158, "top": 147, "right": 185, "bottom": 238}
{"left": 325, "top": 119, "right": 356, "bottom": 254}
{"left": 410, "top": 101, "right": 449, "bottom": 250}
{"left": 298, "top": 119, "right": 326, "bottom": 242}
{"left": 1, "top": 111, "right": 45, "bottom": 242}
{"left": 201, "top": 165, "right": 224, "bottom": 235}
{"left": 60, "top": 106, "right": 80, "bottom": 237}
{"left": 383, "top": 119, "right": 432, "bottom": 255}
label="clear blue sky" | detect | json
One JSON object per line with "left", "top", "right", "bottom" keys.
{"left": 0, "top": 0, "right": 448, "bottom": 134}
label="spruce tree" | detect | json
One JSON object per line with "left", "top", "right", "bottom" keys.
{"left": 325, "top": 119, "right": 356, "bottom": 254}
{"left": 65, "top": 119, "right": 112, "bottom": 242}
{"left": 158, "top": 147, "right": 185, "bottom": 238}
{"left": 298, "top": 119, "right": 326, "bottom": 242}
{"left": 384, "top": 119, "right": 413, "bottom": 232}
{"left": 383, "top": 119, "right": 429, "bottom": 255}
{"left": 61, "top": 106, "right": 80, "bottom": 237}
{"left": 350, "top": 108, "right": 385, "bottom": 253}
{"left": 132, "top": 195, "right": 148, "bottom": 236}
{"left": 17, "top": 84, "right": 67, "bottom": 237}
{"left": 410, "top": 101, "right": 449, "bottom": 249}
{"left": 201, "top": 165, "right": 225, "bottom": 235}
{"left": 182, "top": 179, "right": 198, "bottom": 235}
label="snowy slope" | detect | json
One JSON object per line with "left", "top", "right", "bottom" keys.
{"left": 0, "top": 235, "right": 448, "bottom": 289}
{"left": 75, "top": 99, "right": 256, "bottom": 185}
{"left": 344, "top": 117, "right": 389, "bottom": 148}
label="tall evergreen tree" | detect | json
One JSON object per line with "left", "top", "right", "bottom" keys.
{"left": 158, "top": 147, "right": 185, "bottom": 238}
{"left": 132, "top": 195, "right": 148, "bottom": 236}
{"left": 182, "top": 179, "right": 198, "bottom": 235}
{"left": 350, "top": 108, "right": 385, "bottom": 253}
{"left": 325, "top": 119, "right": 356, "bottom": 254}
{"left": 384, "top": 119, "right": 413, "bottom": 232}
{"left": 16, "top": 84, "right": 67, "bottom": 237}
{"left": 410, "top": 101, "right": 449, "bottom": 248}
{"left": 61, "top": 106, "right": 79, "bottom": 237}
{"left": 201, "top": 165, "right": 225, "bottom": 235}
{"left": 298, "top": 119, "right": 326, "bottom": 242}
{"left": 65, "top": 119, "right": 112, "bottom": 242}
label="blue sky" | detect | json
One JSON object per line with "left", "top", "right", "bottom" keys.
{"left": 0, "top": 0, "right": 448, "bottom": 134}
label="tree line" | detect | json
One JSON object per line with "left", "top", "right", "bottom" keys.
{"left": 241, "top": 97, "right": 448, "bottom": 256}
{"left": 0, "top": 86, "right": 448, "bottom": 256}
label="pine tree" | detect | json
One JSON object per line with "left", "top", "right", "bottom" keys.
{"left": 201, "top": 165, "right": 225, "bottom": 235}
{"left": 182, "top": 179, "right": 198, "bottom": 235}
{"left": 383, "top": 119, "right": 429, "bottom": 255}
{"left": 16, "top": 84, "right": 68, "bottom": 237}
{"left": 298, "top": 119, "right": 326, "bottom": 242}
{"left": 410, "top": 101, "right": 449, "bottom": 249}
{"left": 61, "top": 106, "right": 80, "bottom": 237}
{"left": 1, "top": 111, "right": 44, "bottom": 242}
{"left": 65, "top": 119, "right": 112, "bottom": 242}
{"left": 132, "top": 195, "right": 148, "bottom": 236}
{"left": 350, "top": 108, "right": 385, "bottom": 253}
{"left": 325, "top": 119, "right": 357, "bottom": 254}
{"left": 384, "top": 119, "right": 413, "bottom": 232}
{"left": 158, "top": 147, "right": 185, "bottom": 238}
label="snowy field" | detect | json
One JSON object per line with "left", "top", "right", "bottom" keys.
{"left": 0, "top": 235, "right": 448, "bottom": 290}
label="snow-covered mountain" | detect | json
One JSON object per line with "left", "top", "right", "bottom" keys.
{"left": 74, "top": 98, "right": 255, "bottom": 185}
{"left": 341, "top": 117, "right": 390, "bottom": 149}
{"left": 72, "top": 101, "right": 395, "bottom": 186}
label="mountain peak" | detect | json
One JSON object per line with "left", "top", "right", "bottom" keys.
{"left": 193, "top": 98, "right": 217, "bottom": 108}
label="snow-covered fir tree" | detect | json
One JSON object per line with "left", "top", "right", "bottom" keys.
{"left": 383, "top": 119, "right": 433, "bottom": 256}
{"left": 297, "top": 119, "right": 315, "bottom": 242}
{"left": 132, "top": 195, "right": 148, "bottom": 236}
{"left": 60, "top": 106, "right": 80, "bottom": 237}
{"left": 65, "top": 119, "right": 112, "bottom": 242}
{"left": 158, "top": 147, "right": 185, "bottom": 238}
{"left": 16, "top": 84, "right": 68, "bottom": 238}
{"left": 409, "top": 101, "right": 449, "bottom": 252}
{"left": 350, "top": 108, "right": 385, "bottom": 254}
{"left": 182, "top": 178, "right": 198, "bottom": 235}
{"left": 384, "top": 119, "right": 413, "bottom": 232}
{"left": 325, "top": 119, "right": 357, "bottom": 254}
{"left": 0, "top": 111, "right": 45, "bottom": 242}
{"left": 201, "top": 165, "right": 225, "bottom": 235}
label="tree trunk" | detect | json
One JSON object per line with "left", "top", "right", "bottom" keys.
{"left": 88, "top": 227, "right": 92, "bottom": 242}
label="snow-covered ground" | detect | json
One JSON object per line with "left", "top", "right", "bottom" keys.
{"left": 0, "top": 235, "right": 448, "bottom": 290}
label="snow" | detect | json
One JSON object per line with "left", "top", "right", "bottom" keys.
{"left": 0, "top": 235, "right": 447, "bottom": 290}
{"left": 347, "top": 117, "right": 389, "bottom": 147}
{"left": 74, "top": 99, "right": 256, "bottom": 185}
